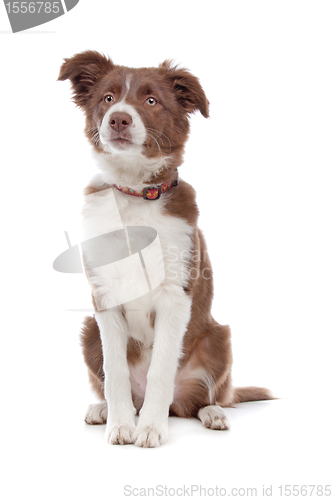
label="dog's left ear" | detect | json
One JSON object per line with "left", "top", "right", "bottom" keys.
{"left": 160, "top": 61, "right": 209, "bottom": 118}
{"left": 58, "top": 50, "right": 114, "bottom": 108}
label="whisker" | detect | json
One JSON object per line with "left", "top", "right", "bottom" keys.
{"left": 147, "top": 132, "right": 162, "bottom": 158}
{"left": 146, "top": 127, "right": 172, "bottom": 151}
{"left": 89, "top": 128, "right": 102, "bottom": 148}
{"left": 86, "top": 126, "right": 99, "bottom": 135}
{"left": 147, "top": 129, "right": 163, "bottom": 147}
{"left": 146, "top": 127, "right": 164, "bottom": 146}
{"left": 146, "top": 129, "right": 163, "bottom": 148}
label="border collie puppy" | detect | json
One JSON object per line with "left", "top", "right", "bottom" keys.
{"left": 58, "top": 51, "right": 272, "bottom": 447}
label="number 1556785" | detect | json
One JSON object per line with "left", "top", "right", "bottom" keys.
{"left": 5, "top": 2, "right": 61, "bottom": 14}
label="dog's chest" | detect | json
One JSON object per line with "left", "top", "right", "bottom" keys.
{"left": 82, "top": 186, "right": 194, "bottom": 345}
{"left": 115, "top": 190, "right": 193, "bottom": 341}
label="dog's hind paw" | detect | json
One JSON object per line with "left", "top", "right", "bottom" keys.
{"left": 198, "top": 405, "right": 230, "bottom": 430}
{"left": 84, "top": 402, "right": 108, "bottom": 425}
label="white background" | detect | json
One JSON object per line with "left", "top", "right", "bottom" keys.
{"left": 1, "top": 1, "right": 332, "bottom": 499}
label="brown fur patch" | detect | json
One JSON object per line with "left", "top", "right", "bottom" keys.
{"left": 163, "top": 179, "right": 199, "bottom": 226}
{"left": 80, "top": 316, "right": 105, "bottom": 400}
{"left": 127, "top": 337, "right": 143, "bottom": 365}
{"left": 149, "top": 311, "right": 156, "bottom": 329}
{"left": 231, "top": 386, "right": 274, "bottom": 404}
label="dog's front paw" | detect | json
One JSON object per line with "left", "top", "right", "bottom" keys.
{"left": 105, "top": 423, "right": 136, "bottom": 445}
{"left": 133, "top": 424, "right": 168, "bottom": 448}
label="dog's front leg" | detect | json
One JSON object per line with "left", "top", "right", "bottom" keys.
{"left": 133, "top": 289, "right": 192, "bottom": 447}
{"left": 95, "top": 308, "right": 136, "bottom": 445}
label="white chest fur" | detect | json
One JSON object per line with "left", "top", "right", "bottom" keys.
{"left": 81, "top": 178, "right": 194, "bottom": 348}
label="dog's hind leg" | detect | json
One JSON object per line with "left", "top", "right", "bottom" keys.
{"left": 171, "top": 323, "right": 233, "bottom": 424}
{"left": 80, "top": 315, "right": 106, "bottom": 424}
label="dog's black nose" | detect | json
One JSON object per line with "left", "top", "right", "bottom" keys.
{"left": 109, "top": 112, "right": 133, "bottom": 132}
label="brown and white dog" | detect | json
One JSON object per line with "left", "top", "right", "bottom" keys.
{"left": 58, "top": 51, "right": 272, "bottom": 448}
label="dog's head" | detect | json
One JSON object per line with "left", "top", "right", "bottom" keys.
{"left": 58, "top": 51, "right": 209, "bottom": 185}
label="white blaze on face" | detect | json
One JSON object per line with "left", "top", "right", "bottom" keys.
{"left": 99, "top": 74, "right": 147, "bottom": 154}
{"left": 125, "top": 74, "right": 132, "bottom": 95}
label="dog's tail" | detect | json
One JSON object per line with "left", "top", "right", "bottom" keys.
{"left": 231, "top": 386, "right": 275, "bottom": 404}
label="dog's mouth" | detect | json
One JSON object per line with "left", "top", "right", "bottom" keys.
{"left": 111, "top": 137, "right": 132, "bottom": 145}
{"left": 99, "top": 132, "right": 140, "bottom": 155}
{"left": 108, "top": 133, "right": 135, "bottom": 149}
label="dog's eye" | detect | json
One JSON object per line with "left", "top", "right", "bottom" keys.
{"left": 104, "top": 95, "right": 113, "bottom": 103}
{"left": 146, "top": 97, "right": 157, "bottom": 106}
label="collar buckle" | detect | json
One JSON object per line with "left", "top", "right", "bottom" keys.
{"left": 143, "top": 185, "right": 162, "bottom": 200}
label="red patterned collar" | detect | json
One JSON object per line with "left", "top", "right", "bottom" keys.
{"left": 113, "top": 179, "right": 179, "bottom": 200}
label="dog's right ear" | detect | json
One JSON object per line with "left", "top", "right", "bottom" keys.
{"left": 58, "top": 51, "right": 114, "bottom": 108}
